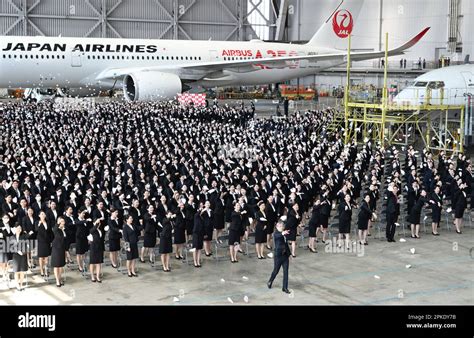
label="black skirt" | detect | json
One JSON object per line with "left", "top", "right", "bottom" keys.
{"left": 214, "top": 216, "right": 225, "bottom": 230}
{"left": 65, "top": 235, "right": 76, "bottom": 251}
{"left": 204, "top": 226, "right": 213, "bottom": 241}
{"left": 109, "top": 238, "right": 121, "bottom": 252}
{"left": 320, "top": 216, "right": 329, "bottom": 229}
{"left": 339, "top": 223, "right": 350, "bottom": 234}
{"left": 89, "top": 248, "right": 104, "bottom": 264}
{"left": 255, "top": 225, "right": 266, "bottom": 243}
{"left": 12, "top": 253, "right": 28, "bottom": 272}
{"left": 408, "top": 212, "right": 421, "bottom": 225}
{"left": 126, "top": 242, "right": 139, "bottom": 260}
{"left": 431, "top": 209, "right": 441, "bottom": 223}
{"left": 37, "top": 241, "right": 51, "bottom": 258}
{"left": 287, "top": 228, "right": 297, "bottom": 241}
{"left": 174, "top": 228, "right": 186, "bottom": 245}
{"left": 192, "top": 235, "right": 203, "bottom": 250}
{"left": 51, "top": 250, "right": 65, "bottom": 268}
{"left": 308, "top": 224, "right": 317, "bottom": 237}
{"left": 228, "top": 230, "right": 241, "bottom": 246}
{"left": 455, "top": 207, "right": 465, "bottom": 219}
{"left": 266, "top": 222, "right": 275, "bottom": 235}
{"left": 143, "top": 234, "right": 157, "bottom": 248}
{"left": 185, "top": 220, "right": 194, "bottom": 234}
{"left": 75, "top": 236, "right": 89, "bottom": 255}
{"left": 159, "top": 237, "right": 173, "bottom": 254}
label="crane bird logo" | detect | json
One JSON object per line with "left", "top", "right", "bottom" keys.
{"left": 332, "top": 9, "right": 354, "bottom": 38}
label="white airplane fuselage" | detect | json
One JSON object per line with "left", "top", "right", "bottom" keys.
{"left": 0, "top": 36, "right": 340, "bottom": 91}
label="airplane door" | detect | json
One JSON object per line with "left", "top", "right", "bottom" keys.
{"left": 71, "top": 52, "right": 82, "bottom": 67}
{"left": 461, "top": 71, "right": 473, "bottom": 88}
{"left": 209, "top": 50, "right": 219, "bottom": 62}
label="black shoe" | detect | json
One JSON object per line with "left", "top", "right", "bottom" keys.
{"left": 111, "top": 264, "right": 118, "bottom": 269}
{"left": 415, "top": 235, "right": 420, "bottom": 239}
{"left": 128, "top": 273, "right": 133, "bottom": 277}
{"left": 197, "top": 264, "right": 202, "bottom": 267}
{"left": 78, "top": 268, "right": 84, "bottom": 273}
{"left": 411, "top": 235, "right": 416, "bottom": 238}
{"left": 132, "top": 273, "right": 138, "bottom": 277}
{"left": 432, "top": 232, "right": 440, "bottom": 236}
{"left": 194, "top": 264, "right": 200, "bottom": 268}
{"left": 266, "top": 245, "right": 272, "bottom": 250}
{"left": 456, "top": 230, "right": 462, "bottom": 234}
{"left": 97, "top": 279, "right": 102, "bottom": 283}
{"left": 238, "top": 249, "right": 243, "bottom": 253}
{"left": 267, "top": 281, "right": 272, "bottom": 289}
{"left": 364, "top": 242, "right": 368, "bottom": 245}
{"left": 139, "top": 258, "right": 145, "bottom": 263}
{"left": 282, "top": 288, "right": 291, "bottom": 294}
{"left": 179, "top": 256, "right": 185, "bottom": 260}
{"left": 387, "top": 239, "right": 391, "bottom": 242}
{"left": 309, "top": 248, "right": 317, "bottom": 253}
{"left": 91, "top": 278, "right": 97, "bottom": 283}
{"left": 56, "top": 283, "right": 62, "bottom": 287}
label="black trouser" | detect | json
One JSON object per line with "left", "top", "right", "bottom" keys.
{"left": 386, "top": 212, "right": 398, "bottom": 240}
{"left": 268, "top": 255, "right": 289, "bottom": 289}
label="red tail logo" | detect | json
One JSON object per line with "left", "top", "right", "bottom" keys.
{"left": 332, "top": 9, "right": 353, "bottom": 38}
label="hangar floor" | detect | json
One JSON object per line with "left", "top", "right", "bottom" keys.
{"left": 0, "top": 223, "right": 472, "bottom": 305}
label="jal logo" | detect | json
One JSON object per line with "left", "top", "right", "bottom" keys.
{"left": 332, "top": 9, "right": 353, "bottom": 38}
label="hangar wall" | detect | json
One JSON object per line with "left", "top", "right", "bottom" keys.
{"left": 0, "top": 0, "right": 259, "bottom": 41}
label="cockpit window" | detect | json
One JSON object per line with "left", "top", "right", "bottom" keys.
{"left": 414, "top": 82, "right": 428, "bottom": 87}
{"left": 427, "top": 81, "right": 445, "bottom": 89}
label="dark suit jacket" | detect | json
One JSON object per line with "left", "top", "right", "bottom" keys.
{"left": 273, "top": 231, "right": 290, "bottom": 258}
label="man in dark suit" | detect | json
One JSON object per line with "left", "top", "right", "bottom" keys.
{"left": 267, "top": 220, "right": 291, "bottom": 293}
{"left": 386, "top": 185, "right": 400, "bottom": 242}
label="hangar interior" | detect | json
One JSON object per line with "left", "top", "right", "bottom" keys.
{"left": 0, "top": 0, "right": 473, "bottom": 306}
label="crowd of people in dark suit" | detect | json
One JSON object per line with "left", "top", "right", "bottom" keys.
{"left": 0, "top": 99, "right": 471, "bottom": 291}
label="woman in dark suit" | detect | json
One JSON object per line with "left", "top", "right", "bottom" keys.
{"left": 174, "top": 201, "right": 186, "bottom": 260}
{"left": 75, "top": 208, "right": 91, "bottom": 272}
{"left": 307, "top": 200, "right": 321, "bottom": 253}
{"left": 429, "top": 185, "right": 442, "bottom": 236}
{"left": 159, "top": 212, "right": 173, "bottom": 272}
{"left": 255, "top": 201, "right": 268, "bottom": 259}
{"left": 192, "top": 203, "right": 204, "bottom": 267}
{"left": 409, "top": 190, "right": 427, "bottom": 238}
{"left": 213, "top": 193, "right": 226, "bottom": 242}
{"left": 454, "top": 183, "right": 467, "bottom": 234}
{"left": 107, "top": 208, "right": 122, "bottom": 268}
{"left": 21, "top": 207, "right": 37, "bottom": 269}
{"left": 36, "top": 211, "right": 53, "bottom": 277}
{"left": 0, "top": 215, "right": 14, "bottom": 279}
{"left": 285, "top": 203, "right": 301, "bottom": 257}
{"left": 12, "top": 224, "right": 29, "bottom": 291}
{"left": 51, "top": 217, "right": 67, "bottom": 287}
{"left": 201, "top": 201, "right": 214, "bottom": 257}
{"left": 357, "top": 194, "right": 372, "bottom": 245}
{"left": 88, "top": 223, "right": 104, "bottom": 282}
{"left": 338, "top": 194, "right": 353, "bottom": 249}
{"left": 229, "top": 203, "right": 243, "bottom": 263}
{"left": 317, "top": 193, "right": 331, "bottom": 243}
{"left": 123, "top": 215, "right": 139, "bottom": 277}
{"left": 140, "top": 205, "right": 158, "bottom": 263}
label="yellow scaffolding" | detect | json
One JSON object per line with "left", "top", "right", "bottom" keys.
{"left": 343, "top": 33, "right": 465, "bottom": 154}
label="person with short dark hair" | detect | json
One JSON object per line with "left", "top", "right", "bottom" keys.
{"left": 255, "top": 201, "right": 268, "bottom": 259}
{"left": 267, "top": 220, "right": 291, "bottom": 293}
{"left": 107, "top": 208, "right": 122, "bottom": 268}
{"left": 11, "top": 224, "right": 28, "bottom": 291}
{"left": 51, "top": 217, "right": 67, "bottom": 287}
{"left": 386, "top": 184, "right": 400, "bottom": 242}
{"left": 36, "top": 210, "right": 52, "bottom": 277}
{"left": 358, "top": 194, "right": 372, "bottom": 245}
{"left": 123, "top": 215, "right": 139, "bottom": 277}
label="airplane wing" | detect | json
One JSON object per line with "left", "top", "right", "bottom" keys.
{"left": 96, "top": 27, "right": 430, "bottom": 82}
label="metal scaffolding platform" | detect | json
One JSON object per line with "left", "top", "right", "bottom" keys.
{"left": 342, "top": 34, "right": 465, "bottom": 154}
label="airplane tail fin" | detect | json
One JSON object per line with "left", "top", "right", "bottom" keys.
{"left": 307, "top": 0, "right": 364, "bottom": 49}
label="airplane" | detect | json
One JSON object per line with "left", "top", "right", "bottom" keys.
{"left": 0, "top": 0, "right": 430, "bottom": 102}
{"left": 393, "top": 64, "right": 474, "bottom": 106}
